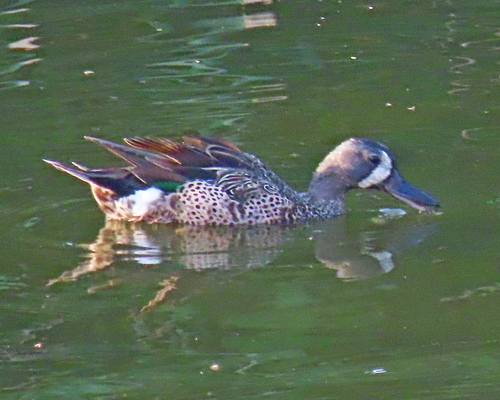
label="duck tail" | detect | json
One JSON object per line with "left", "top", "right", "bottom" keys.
{"left": 43, "top": 159, "right": 96, "bottom": 185}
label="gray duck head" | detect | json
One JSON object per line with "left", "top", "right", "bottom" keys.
{"left": 308, "top": 138, "right": 440, "bottom": 212}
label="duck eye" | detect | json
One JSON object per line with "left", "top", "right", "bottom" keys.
{"left": 368, "top": 154, "right": 381, "bottom": 165}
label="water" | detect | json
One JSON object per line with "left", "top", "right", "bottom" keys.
{"left": 1, "top": 0, "right": 499, "bottom": 398}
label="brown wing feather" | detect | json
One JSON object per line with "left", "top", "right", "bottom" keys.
{"left": 124, "top": 136, "right": 251, "bottom": 171}
{"left": 48, "top": 136, "right": 267, "bottom": 198}
{"left": 183, "top": 136, "right": 241, "bottom": 152}
{"left": 125, "top": 137, "right": 215, "bottom": 167}
{"left": 183, "top": 136, "right": 255, "bottom": 170}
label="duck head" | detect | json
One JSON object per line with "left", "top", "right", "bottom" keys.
{"left": 308, "top": 138, "right": 440, "bottom": 212}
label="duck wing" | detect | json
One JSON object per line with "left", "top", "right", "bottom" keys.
{"left": 45, "top": 136, "right": 291, "bottom": 202}
{"left": 124, "top": 136, "right": 286, "bottom": 202}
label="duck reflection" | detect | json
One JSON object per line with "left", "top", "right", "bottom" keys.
{"left": 48, "top": 212, "right": 438, "bottom": 297}
{"left": 47, "top": 222, "right": 287, "bottom": 288}
{"left": 313, "top": 215, "right": 439, "bottom": 280}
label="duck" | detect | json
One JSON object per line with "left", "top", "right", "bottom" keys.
{"left": 44, "top": 136, "right": 439, "bottom": 225}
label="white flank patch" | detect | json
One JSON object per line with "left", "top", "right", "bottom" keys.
{"left": 358, "top": 151, "right": 392, "bottom": 188}
{"left": 129, "top": 187, "right": 164, "bottom": 217}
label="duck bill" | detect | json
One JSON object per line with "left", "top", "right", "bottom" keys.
{"left": 380, "top": 169, "right": 440, "bottom": 213}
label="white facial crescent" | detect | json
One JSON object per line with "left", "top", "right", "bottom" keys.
{"left": 358, "top": 151, "right": 392, "bottom": 188}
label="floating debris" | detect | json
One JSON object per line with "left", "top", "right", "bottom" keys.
{"left": 210, "top": 363, "right": 221, "bottom": 371}
{"left": 366, "top": 367, "right": 387, "bottom": 375}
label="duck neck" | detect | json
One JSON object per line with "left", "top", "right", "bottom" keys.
{"left": 307, "top": 172, "right": 348, "bottom": 205}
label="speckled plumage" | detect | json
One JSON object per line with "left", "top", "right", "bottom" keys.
{"left": 44, "top": 136, "right": 439, "bottom": 225}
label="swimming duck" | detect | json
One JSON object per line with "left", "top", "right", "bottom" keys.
{"left": 44, "top": 136, "right": 439, "bottom": 225}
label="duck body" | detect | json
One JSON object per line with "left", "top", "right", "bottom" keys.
{"left": 44, "top": 136, "right": 439, "bottom": 225}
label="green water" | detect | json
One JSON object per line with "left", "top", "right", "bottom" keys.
{"left": 1, "top": 0, "right": 499, "bottom": 398}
